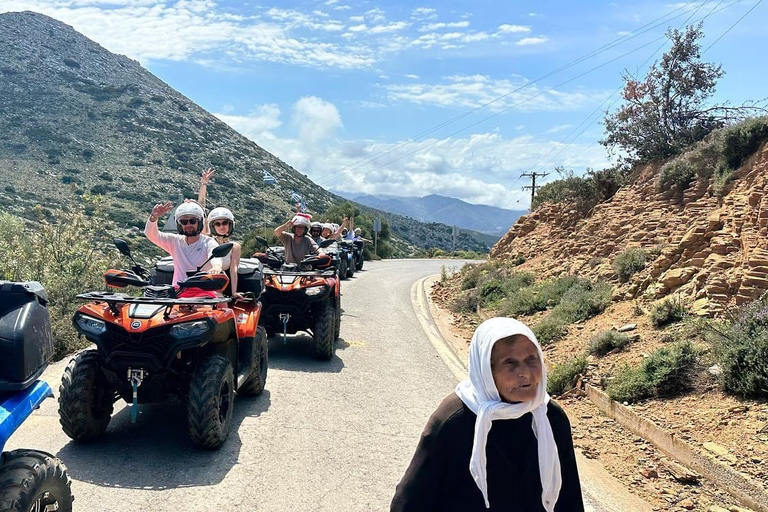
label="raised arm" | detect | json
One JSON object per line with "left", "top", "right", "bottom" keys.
{"left": 144, "top": 201, "right": 175, "bottom": 252}
{"left": 198, "top": 168, "right": 214, "bottom": 235}
{"left": 331, "top": 217, "right": 348, "bottom": 239}
{"left": 274, "top": 218, "right": 293, "bottom": 238}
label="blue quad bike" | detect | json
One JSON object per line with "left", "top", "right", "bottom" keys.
{"left": 0, "top": 281, "right": 73, "bottom": 512}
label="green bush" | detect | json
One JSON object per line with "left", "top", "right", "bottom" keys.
{"left": 532, "top": 165, "right": 630, "bottom": 215}
{"left": 548, "top": 356, "right": 588, "bottom": 395}
{"left": 606, "top": 341, "right": 697, "bottom": 403}
{"left": 451, "top": 289, "right": 478, "bottom": 315}
{"left": 650, "top": 296, "right": 687, "bottom": 328}
{"left": 533, "top": 315, "right": 568, "bottom": 345}
{"left": 721, "top": 116, "right": 768, "bottom": 170}
{"left": 0, "top": 205, "right": 115, "bottom": 359}
{"left": 555, "top": 281, "right": 613, "bottom": 323}
{"left": 712, "top": 296, "right": 768, "bottom": 398}
{"left": 589, "top": 330, "right": 631, "bottom": 356}
{"left": 477, "top": 272, "right": 535, "bottom": 309}
{"left": 613, "top": 248, "right": 647, "bottom": 282}
{"left": 658, "top": 117, "right": 768, "bottom": 193}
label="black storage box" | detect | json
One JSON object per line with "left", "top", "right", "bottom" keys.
{"left": 236, "top": 258, "right": 264, "bottom": 297}
{"left": 153, "top": 256, "right": 175, "bottom": 286}
{"left": 0, "top": 281, "right": 54, "bottom": 391}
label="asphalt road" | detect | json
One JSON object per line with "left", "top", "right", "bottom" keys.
{"left": 8, "top": 259, "right": 649, "bottom": 511}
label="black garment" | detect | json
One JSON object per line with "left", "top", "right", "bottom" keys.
{"left": 391, "top": 393, "right": 584, "bottom": 512}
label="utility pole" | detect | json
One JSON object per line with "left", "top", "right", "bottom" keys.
{"left": 520, "top": 171, "right": 549, "bottom": 211}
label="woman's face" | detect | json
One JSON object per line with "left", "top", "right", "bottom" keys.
{"left": 213, "top": 220, "right": 230, "bottom": 236}
{"left": 490, "top": 335, "right": 542, "bottom": 403}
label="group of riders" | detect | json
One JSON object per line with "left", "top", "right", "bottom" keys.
{"left": 144, "top": 168, "right": 366, "bottom": 298}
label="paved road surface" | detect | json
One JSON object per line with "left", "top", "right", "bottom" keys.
{"left": 8, "top": 259, "right": 650, "bottom": 511}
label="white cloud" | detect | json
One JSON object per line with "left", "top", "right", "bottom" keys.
{"left": 385, "top": 74, "right": 604, "bottom": 112}
{"left": 418, "top": 20, "right": 470, "bottom": 32}
{"left": 1, "top": 0, "right": 376, "bottom": 68}
{"left": 347, "top": 23, "right": 368, "bottom": 32}
{"left": 411, "top": 7, "right": 437, "bottom": 18}
{"left": 517, "top": 36, "right": 549, "bottom": 46}
{"left": 214, "top": 104, "right": 283, "bottom": 141}
{"left": 545, "top": 124, "right": 573, "bottom": 134}
{"left": 369, "top": 21, "right": 408, "bottom": 34}
{"left": 291, "top": 96, "right": 343, "bottom": 144}
{"left": 411, "top": 30, "right": 492, "bottom": 48}
{"left": 496, "top": 24, "right": 531, "bottom": 34}
{"left": 216, "top": 102, "right": 608, "bottom": 209}
{"left": 405, "top": 74, "right": 420, "bottom": 79}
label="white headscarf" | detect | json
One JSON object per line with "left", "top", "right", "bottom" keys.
{"left": 454, "top": 317, "right": 562, "bottom": 511}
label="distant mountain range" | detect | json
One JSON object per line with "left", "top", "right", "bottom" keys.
{"left": 339, "top": 193, "right": 527, "bottom": 237}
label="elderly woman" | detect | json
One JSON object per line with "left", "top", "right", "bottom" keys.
{"left": 391, "top": 317, "right": 583, "bottom": 511}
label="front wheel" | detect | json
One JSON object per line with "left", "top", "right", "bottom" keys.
{"left": 58, "top": 350, "right": 113, "bottom": 442}
{"left": 355, "top": 254, "right": 364, "bottom": 271}
{"left": 238, "top": 326, "right": 268, "bottom": 397}
{"left": 188, "top": 355, "right": 235, "bottom": 449}
{"left": 313, "top": 303, "right": 336, "bottom": 360}
{"left": 0, "top": 450, "right": 73, "bottom": 512}
{"left": 339, "top": 256, "right": 348, "bottom": 280}
{"left": 334, "top": 293, "right": 341, "bottom": 341}
{"left": 347, "top": 256, "right": 355, "bottom": 278}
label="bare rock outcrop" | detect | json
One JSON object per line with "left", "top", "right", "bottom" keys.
{"left": 491, "top": 142, "right": 768, "bottom": 315}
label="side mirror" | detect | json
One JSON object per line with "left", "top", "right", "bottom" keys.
{"left": 114, "top": 238, "right": 132, "bottom": 257}
{"left": 319, "top": 239, "right": 335, "bottom": 249}
{"left": 255, "top": 236, "right": 268, "bottom": 246}
{"left": 212, "top": 242, "right": 233, "bottom": 258}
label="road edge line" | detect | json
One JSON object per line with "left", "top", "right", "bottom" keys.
{"left": 410, "top": 276, "right": 468, "bottom": 381}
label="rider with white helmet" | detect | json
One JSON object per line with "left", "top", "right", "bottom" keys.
{"left": 145, "top": 199, "right": 223, "bottom": 290}
{"left": 310, "top": 221, "right": 324, "bottom": 244}
{"left": 196, "top": 169, "right": 244, "bottom": 299}
{"left": 274, "top": 212, "right": 319, "bottom": 264}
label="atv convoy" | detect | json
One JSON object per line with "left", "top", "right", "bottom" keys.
{"left": 254, "top": 238, "right": 341, "bottom": 360}
{"left": 58, "top": 239, "right": 268, "bottom": 449}
{"left": 1, "top": 281, "right": 74, "bottom": 511}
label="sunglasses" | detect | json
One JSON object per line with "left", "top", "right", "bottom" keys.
{"left": 213, "top": 221, "right": 231, "bottom": 227}
{"left": 178, "top": 218, "right": 198, "bottom": 225}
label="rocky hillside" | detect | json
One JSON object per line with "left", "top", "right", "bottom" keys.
{"left": 0, "top": 11, "right": 488, "bottom": 254}
{"left": 491, "top": 140, "right": 768, "bottom": 316}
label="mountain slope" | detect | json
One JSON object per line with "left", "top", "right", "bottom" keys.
{"left": 351, "top": 193, "right": 526, "bottom": 236}
{"left": 0, "top": 11, "right": 487, "bottom": 254}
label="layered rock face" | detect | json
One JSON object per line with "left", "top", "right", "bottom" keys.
{"left": 491, "top": 143, "right": 768, "bottom": 315}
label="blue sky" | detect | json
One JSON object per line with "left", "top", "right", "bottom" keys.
{"left": 2, "top": 0, "right": 765, "bottom": 208}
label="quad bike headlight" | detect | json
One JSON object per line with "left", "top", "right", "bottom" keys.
{"left": 170, "top": 320, "right": 210, "bottom": 339}
{"left": 305, "top": 285, "right": 326, "bottom": 297}
{"left": 75, "top": 314, "right": 107, "bottom": 336}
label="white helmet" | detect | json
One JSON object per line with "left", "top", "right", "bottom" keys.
{"left": 322, "top": 223, "right": 334, "bottom": 232}
{"left": 354, "top": 228, "right": 361, "bottom": 235}
{"left": 291, "top": 214, "right": 311, "bottom": 236}
{"left": 174, "top": 201, "right": 204, "bottom": 235}
{"left": 208, "top": 207, "right": 235, "bottom": 237}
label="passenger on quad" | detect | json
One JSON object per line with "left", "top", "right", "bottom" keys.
{"left": 274, "top": 214, "right": 319, "bottom": 264}
{"left": 144, "top": 200, "right": 224, "bottom": 293}
{"left": 310, "top": 221, "right": 325, "bottom": 245}
{"left": 198, "top": 169, "right": 244, "bottom": 300}
{"left": 321, "top": 216, "right": 348, "bottom": 240}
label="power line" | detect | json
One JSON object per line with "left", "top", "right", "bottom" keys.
{"left": 703, "top": 0, "right": 762, "bottom": 52}
{"left": 520, "top": 0, "right": 721, "bottom": 184}
{"left": 313, "top": 1, "right": 708, "bottom": 186}
{"left": 318, "top": 0, "right": 744, "bottom": 190}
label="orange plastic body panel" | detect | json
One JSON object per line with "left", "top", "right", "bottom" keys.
{"left": 77, "top": 301, "right": 235, "bottom": 334}
{"left": 232, "top": 301, "right": 261, "bottom": 340}
{"left": 264, "top": 274, "right": 338, "bottom": 297}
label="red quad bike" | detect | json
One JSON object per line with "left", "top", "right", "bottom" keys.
{"left": 253, "top": 237, "right": 341, "bottom": 360}
{"left": 58, "top": 239, "right": 268, "bottom": 449}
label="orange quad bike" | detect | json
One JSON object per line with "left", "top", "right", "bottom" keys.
{"left": 253, "top": 237, "right": 341, "bottom": 360}
{"left": 58, "top": 239, "right": 267, "bottom": 449}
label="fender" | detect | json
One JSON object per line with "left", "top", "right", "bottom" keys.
{"left": 0, "top": 380, "right": 52, "bottom": 452}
